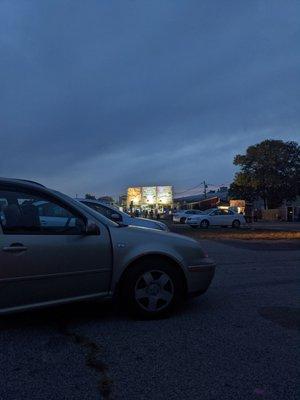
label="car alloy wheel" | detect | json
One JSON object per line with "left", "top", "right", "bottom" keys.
{"left": 134, "top": 270, "right": 174, "bottom": 313}
{"left": 121, "top": 259, "right": 184, "bottom": 318}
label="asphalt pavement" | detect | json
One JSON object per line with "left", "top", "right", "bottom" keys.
{"left": 0, "top": 239, "right": 299, "bottom": 400}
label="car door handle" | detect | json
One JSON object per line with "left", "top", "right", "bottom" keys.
{"left": 2, "top": 243, "right": 28, "bottom": 253}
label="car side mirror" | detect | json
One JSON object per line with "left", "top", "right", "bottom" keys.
{"left": 85, "top": 221, "right": 100, "bottom": 235}
{"left": 111, "top": 213, "right": 122, "bottom": 222}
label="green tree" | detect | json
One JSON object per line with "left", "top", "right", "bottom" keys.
{"left": 229, "top": 139, "right": 300, "bottom": 209}
{"left": 85, "top": 193, "right": 96, "bottom": 200}
{"left": 98, "top": 196, "right": 114, "bottom": 203}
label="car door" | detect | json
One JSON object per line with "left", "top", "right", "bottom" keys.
{"left": 185, "top": 210, "right": 195, "bottom": 219}
{"left": 0, "top": 186, "right": 112, "bottom": 312}
{"left": 209, "top": 210, "right": 222, "bottom": 225}
{"left": 219, "top": 209, "right": 233, "bottom": 225}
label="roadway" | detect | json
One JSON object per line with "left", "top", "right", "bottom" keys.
{"left": 0, "top": 239, "right": 299, "bottom": 399}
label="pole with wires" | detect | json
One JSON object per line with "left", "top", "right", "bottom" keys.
{"left": 203, "top": 181, "right": 207, "bottom": 199}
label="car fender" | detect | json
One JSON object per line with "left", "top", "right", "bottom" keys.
{"left": 188, "top": 215, "right": 205, "bottom": 224}
{"left": 108, "top": 228, "right": 188, "bottom": 292}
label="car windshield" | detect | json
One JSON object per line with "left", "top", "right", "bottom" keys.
{"left": 53, "top": 191, "right": 120, "bottom": 227}
{"left": 81, "top": 200, "right": 129, "bottom": 226}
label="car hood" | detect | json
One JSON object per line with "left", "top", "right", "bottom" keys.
{"left": 110, "top": 223, "right": 200, "bottom": 246}
{"left": 127, "top": 217, "right": 168, "bottom": 230}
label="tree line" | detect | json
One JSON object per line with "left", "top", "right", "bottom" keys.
{"left": 229, "top": 139, "right": 300, "bottom": 209}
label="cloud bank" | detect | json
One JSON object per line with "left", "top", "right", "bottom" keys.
{"left": 0, "top": 0, "right": 299, "bottom": 197}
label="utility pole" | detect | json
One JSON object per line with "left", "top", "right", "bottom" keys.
{"left": 203, "top": 181, "right": 207, "bottom": 199}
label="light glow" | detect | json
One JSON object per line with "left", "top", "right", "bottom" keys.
{"left": 127, "top": 186, "right": 173, "bottom": 208}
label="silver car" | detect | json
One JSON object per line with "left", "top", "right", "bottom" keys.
{"left": 173, "top": 209, "right": 204, "bottom": 224}
{"left": 78, "top": 199, "right": 169, "bottom": 231}
{"left": 186, "top": 208, "right": 246, "bottom": 229}
{"left": 0, "top": 178, "right": 215, "bottom": 318}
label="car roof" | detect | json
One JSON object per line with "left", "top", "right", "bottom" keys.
{"left": 0, "top": 178, "right": 119, "bottom": 228}
{"left": 0, "top": 177, "right": 46, "bottom": 189}
{"left": 179, "top": 209, "right": 202, "bottom": 212}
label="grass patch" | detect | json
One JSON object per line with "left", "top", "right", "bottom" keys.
{"left": 175, "top": 229, "right": 300, "bottom": 241}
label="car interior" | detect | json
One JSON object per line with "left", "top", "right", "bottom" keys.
{"left": 0, "top": 190, "right": 83, "bottom": 235}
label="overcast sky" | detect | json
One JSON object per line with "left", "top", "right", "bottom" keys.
{"left": 0, "top": 0, "right": 299, "bottom": 198}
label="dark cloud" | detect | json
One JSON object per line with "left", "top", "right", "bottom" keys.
{"left": 0, "top": 0, "right": 299, "bottom": 197}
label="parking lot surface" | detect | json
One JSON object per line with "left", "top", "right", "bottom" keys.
{"left": 0, "top": 239, "right": 299, "bottom": 400}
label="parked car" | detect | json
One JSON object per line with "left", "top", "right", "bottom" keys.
{"left": 78, "top": 199, "right": 169, "bottom": 232}
{"left": 0, "top": 178, "right": 215, "bottom": 318}
{"left": 173, "top": 209, "right": 203, "bottom": 224}
{"left": 186, "top": 208, "right": 246, "bottom": 228}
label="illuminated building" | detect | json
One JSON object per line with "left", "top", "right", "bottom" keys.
{"left": 127, "top": 186, "right": 173, "bottom": 211}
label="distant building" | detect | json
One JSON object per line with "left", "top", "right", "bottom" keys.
{"left": 126, "top": 186, "right": 173, "bottom": 211}
{"left": 98, "top": 196, "right": 115, "bottom": 205}
{"left": 281, "top": 196, "right": 300, "bottom": 221}
{"left": 118, "top": 194, "right": 127, "bottom": 208}
{"left": 174, "top": 187, "right": 229, "bottom": 210}
{"left": 229, "top": 195, "right": 300, "bottom": 222}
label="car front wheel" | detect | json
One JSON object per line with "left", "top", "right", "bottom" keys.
{"left": 121, "top": 259, "right": 184, "bottom": 318}
{"left": 200, "top": 219, "right": 209, "bottom": 228}
{"left": 232, "top": 219, "right": 241, "bottom": 228}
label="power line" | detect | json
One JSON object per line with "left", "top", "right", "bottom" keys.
{"left": 174, "top": 182, "right": 206, "bottom": 195}
{"left": 174, "top": 181, "right": 231, "bottom": 197}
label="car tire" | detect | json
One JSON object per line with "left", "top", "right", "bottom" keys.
{"left": 180, "top": 217, "right": 186, "bottom": 224}
{"left": 200, "top": 219, "right": 209, "bottom": 228}
{"left": 232, "top": 219, "right": 241, "bottom": 229}
{"left": 121, "top": 259, "right": 185, "bottom": 319}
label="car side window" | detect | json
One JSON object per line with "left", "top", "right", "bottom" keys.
{"left": 0, "top": 189, "right": 85, "bottom": 235}
{"left": 37, "top": 202, "right": 71, "bottom": 218}
{"left": 211, "top": 210, "right": 221, "bottom": 216}
{"left": 220, "top": 209, "right": 229, "bottom": 215}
